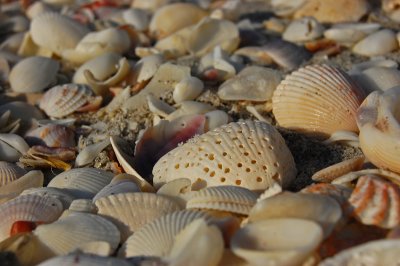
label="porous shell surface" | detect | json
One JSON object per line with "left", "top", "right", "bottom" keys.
{"left": 152, "top": 120, "right": 297, "bottom": 192}
{"left": 352, "top": 29, "right": 399, "bottom": 57}
{"left": 25, "top": 124, "right": 75, "bottom": 148}
{"left": 0, "top": 161, "right": 26, "bottom": 187}
{"left": 272, "top": 64, "right": 366, "bottom": 137}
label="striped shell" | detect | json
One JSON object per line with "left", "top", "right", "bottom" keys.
{"left": 0, "top": 194, "right": 63, "bottom": 242}
{"left": 39, "top": 84, "right": 97, "bottom": 118}
{"left": 95, "top": 192, "right": 182, "bottom": 241}
{"left": 21, "top": 187, "right": 76, "bottom": 209}
{"left": 153, "top": 120, "right": 297, "bottom": 192}
{"left": 186, "top": 186, "right": 258, "bottom": 215}
{"left": 0, "top": 161, "right": 27, "bottom": 187}
{"left": 349, "top": 175, "right": 400, "bottom": 228}
{"left": 272, "top": 64, "right": 366, "bottom": 137}
{"left": 25, "top": 124, "right": 75, "bottom": 148}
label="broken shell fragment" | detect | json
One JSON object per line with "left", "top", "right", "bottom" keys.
{"left": 75, "top": 138, "right": 110, "bottom": 167}
{"left": 311, "top": 156, "right": 365, "bottom": 183}
{"left": 352, "top": 29, "right": 399, "bottom": 57}
{"left": 282, "top": 17, "right": 324, "bottom": 42}
{"left": 173, "top": 76, "right": 204, "bottom": 103}
{"left": 324, "top": 23, "right": 380, "bottom": 46}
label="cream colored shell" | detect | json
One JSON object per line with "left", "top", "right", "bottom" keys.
{"left": 0, "top": 161, "right": 26, "bottom": 187}
{"left": 153, "top": 120, "right": 297, "bottom": 192}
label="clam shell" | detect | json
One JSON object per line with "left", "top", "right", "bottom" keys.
{"left": 186, "top": 186, "right": 258, "bottom": 215}
{"left": 38, "top": 253, "right": 132, "bottom": 266}
{"left": 9, "top": 56, "right": 59, "bottom": 93}
{"left": 231, "top": 218, "right": 323, "bottom": 266}
{"left": 153, "top": 120, "right": 297, "bottom": 192}
{"left": 0, "top": 161, "right": 26, "bottom": 187}
{"left": 75, "top": 138, "right": 110, "bottom": 167}
{"left": 95, "top": 192, "right": 182, "bottom": 241}
{"left": 25, "top": 124, "right": 75, "bottom": 148}
{"left": 272, "top": 64, "right": 366, "bottom": 137}
{"left": 92, "top": 176, "right": 142, "bottom": 202}
{"left": 352, "top": 29, "right": 398, "bottom": 57}
{"left": 0, "top": 133, "right": 29, "bottom": 162}
{"left": 282, "top": 17, "right": 324, "bottom": 42}
{"left": 352, "top": 67, "right": 400, "bottom": 93}
{"left": 0, "top": 194, "right": 63, "bottom": 242}
{"left": 119, "top": 210, "right": 211, "bottom": 258}
{"left": 34, "top": 212, "right": 120, "bottom": 255}
{"left": 349, "top": 175, "right": 400, "bottom": 228}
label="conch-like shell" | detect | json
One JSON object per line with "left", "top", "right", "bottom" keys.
{"left": 272, "top": 64, "right": 366, "bottom": 137}
{"left": 153, "top": 120, "right": 297, "bottom": 192}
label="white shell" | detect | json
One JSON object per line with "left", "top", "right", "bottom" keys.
{"left": 352, "top": 67, "right": 400, "bottom": 93}
{"left": 20, "top": 187, "right": 76, "bottom": 209}
{"left": 75, "top": 138, "right": 110, "bottom": 167}
{"left": 0, "top": 161, "right": 26, "bottom": 187}
{"left": 68, "top": 199, "right": 97, "bottom": 214}
{"left": 324, "top": 23, "right": 380, "bottom": 46}
{"left": 122, "top": 8, "right": 149, "bottom": 31}
{"left": 173, "top": 76, "right": 204, "bottom": 103}
{"left": 0, "top": 133, "right": 29, "bottom": 162}
{"left": 131, "top": 54, "right": 164, "bottom": 83}
{"left": 25, "top": 124, "right": 75, "bottom": 148}
{"left": 352, "top": 29, "right": 399, "bottom": 56}
{"left": 282, "top": 17, "right": 324, "bottom": 42}
{"left": 38, "top": 253, "right": 131, "bottom": 266}
{"left": 92, "top": 178, "right": 141, "bottom": 202}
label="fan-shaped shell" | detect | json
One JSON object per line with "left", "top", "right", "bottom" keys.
{"left": 25, "top": 124, "right": 75, "bottom": 148}
{"left": 38, "top": 253, "right": 132, "bottom": 266}
{"left": 153, "top": 120, "right": 297, "bottom": 192}
{"left": 21, "top": 187, "right": 76, "bottom": 209}
{"left": 186, "top": 186, "right": 258, "bottom": 215}
{"left": 272, "top": 64, "right": 366, "bottom": 137}
{"left": 349, "top": 175, "right": 400, "bottom": 228}
{"left": 0, "top": 194, "right": 63, "bottom": 242}
{"left": 95, "top": 192, "right": 182, "bottom": 241}
{"left": 0, "top": 161, "right": 26, "bottom": 187}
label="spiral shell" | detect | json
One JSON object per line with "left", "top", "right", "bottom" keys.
{"left": 0, "top": 161, "right": 27, "bottom": 187}
{"left": 272, "top": 64, "right": 366, "bottom": 137}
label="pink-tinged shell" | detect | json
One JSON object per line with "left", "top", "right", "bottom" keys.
{"left": 25, "top": 124, "right": 75, "bottom": 148}
{"left": 39, "top": 84, "right": 101, "bottom": 118}
{"left": 349, "top": 175, "right": 400, "bottom": 228}
{"left": 0, "top": 161, "right": 27, "bottom": 187}
{"left": 272, "top": 64, "right": 366, "bottom": 137}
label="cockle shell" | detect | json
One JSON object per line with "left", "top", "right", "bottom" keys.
{"left": 39, "top": 83, "right": 100, "bottom": 118}
{"left": 95, "top": 192, "right": 182, "bottom": 241}
{"left": 231, "top": 218, "right": 323, "bottom": 266}
{"left": 356, "top": 86, "right": 400, "bottom": 173}
{"left": 272, "top": 64, "right": 366, "bottom": 137}
{"left": 352, "top": 29, "right": 399, "bottom": 57}
{"left": 9, "top": 56, "right": 59, "bottom": 93}
{"left": 25, "top": 124, "right": 75, "bottom": 148}
{"left": 186, "top": 186, "right": 258, "bottom": 215}
{"left": 349, "top": 175, "right": 400, "bottom": 228}
{"left": 0, "top": 161, "right": 26, "bottom": 187}
{"left": 0, "top": 194, "right": 63, "bottom": 242}
{"left": 282, "top": 17, "right": 324, "bottom": 42}
{"left": 153, "top": 120, "right": 297, "bottom": 192}
{"left": 21, "top": 187, "right": 76, "bottom": 209}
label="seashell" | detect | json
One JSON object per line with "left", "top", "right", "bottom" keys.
{"left": 149, "top": 3, "right": 207, "bottom": 39}
{"left": 122, "top": 8, "right": 149, "bottom": 31}
{"left": 156, "top": 178, "right": 191, "bottom": 207}
{"left": 34, "top": 212, "right": 120, "bottom": 255}
{"left": 47, "top": 168, "right": 114, "bottom": 199}
{"left": 352, "top": 29, "right": 398, "bottom": 57}
{"left": 0, "top": 133, "right": 29, "bottom": 162}
{"left": 351, "top": 67, "right": 400, "bottom": 94}
{"left": 186, "top": 186, "right": 258, "bottom": 215}
{"left": 39, "top": 83, "right": 101, "bottom": 118}
{"left": 249, "top": 191, "right": 342, "bottom": 238}
{"left": 332, "top": 169, "right": 400, "bottom": 188}
{"left": 17, "top": 32, "right": 54, "bottom": 58}
{"left": 130, "top": 54, "right": 164, "bottom": 84}
{"left": 26, "top": 1, "right": 55, "bottom": 20}
{"left": 231, "top": 218, "right": 323, "bottom": 266}
{"left": 272, "top": 64, "right": 367, "bottom": 137}
{"left": 166, "top": 101, "right": 214, "bottom": 121}
{"left": 348, "top": 175, "right": 400, "bottom": 228}
{"left": 218, "top": 66, "right": 281, "bottom": 102}
{"left": 0, "top": 32, "right": 25, "bottom": 54}
{"left": 324, "top": 23, "right": 380, "bottom": 46}
{"left": 67, "top": 199, "right": 97, "bottom": 214}
{"left": 25, "top": 124, "right": 75, "bottom": 148}
{"left": 38, "top": 253, "right": 132, "bottom": 266}
{"left": 0, "top": 110, "right": 20, "bottom": 134}
{"left": 119, "top": 210, "right": 211, "bottom": 257}
{"left": 147, "top": 94, "right": 175, "bottom": 117}
{"left": 320, "top": 239, "right": 400, "bottom": 266}
{"left": 173, "top": 76, "right": 204, "bottom": 104}
{"left": 0, "top": 170, "right": 44, "bottom": 204}
{"left": 271, "top": 0, "right": 306, "bottom": 16}
{"left": 131, "top": 0, "right": 170, "bottom": 11}
{"left": 204, "top": 110, "right": 230, "bottom": 131}
{"left": 282, "top": 17, "right": 324, "bottom": 42}
{"left": 356, "top": 86, "right": 400, "bottom": 173}
{"left": 322, "top": 130, "right": 360, "bottom": 147}
{"left": 95, "top": 192, "right": 182, "bottom": 241}
{"left": 154, "top": 26, "right": 192, "bottom": 57}
{"left": 75, "top": 138, "right": 110, "bottom": 167}
{"left": 92, "top": 178, "right": 141, "bottom": 202}
{"left": 0, "top": 161, "right": 26, "bottom": 187}
{"left": 21, "top": 187, "right": 76, "bottom": 209}
{"left": 0, "top": 194, "right": 63, "bottom": 242}
{"left": 30, "top": 12, "right": 89, "bottom": 55}
{"left": 153, "top": 120, "right": 297, "bottom": 192}
{"left": 0, "top": 102, "right": 45, "bottom": 134}
{"left": 311, "top": 156, "right": 365, "bottom": 183}
{"left": 9, "top": 56, "right": 59, "bottom": 93}
{"left": 350, "top": 57, "right": 398, "bottom": 73}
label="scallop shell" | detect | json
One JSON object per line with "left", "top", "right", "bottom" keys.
{"left": 153, "top": 120, "right": 297, "bottom": 192}
{"left": 68, "top": 199, "right": 96, "bottom": 214}
{"left": 272, "top": 64, "right": 366, "bottom": 137}
{"left": 25, "top": 124, "right": 75, "bottom": 148}
{"left": 282, "top": 17, "right": 324, "bottom": 42}
{"left": 0, "top": 161, "right": 26, "bottom": 187}
{"left": 39, "top": 83, "right": 98, "bottom": 118}
{"left": 95, "top": 192, "right": 182, "bottom": 241}
{"left": 119, "top": 210, "right": 211, "bottom": 258}
{"left": 34, "top": 212, "right": 120, "bottom": 255}
{"left": 9, "top": 56, "right": 59, "bottom": 93}
{"left": 186, "top": 186, "right": 258, "bottom": 215}
{"left": 352, "top": 29, "right": 398, "bottom": 57}
{"left": 0, "top": 194, "right": 63, "bottom": 242}
{"left": 349, "top": 175, "right": 400, "bottom": 228}
{"left": 47, "top": 168, "right": 114, "bottom": 199}
{"left": 38, "top": 253, "right": 132, "bottom": 266}
{"left": 21, "top": 187, "right": 76, "bottom": 209}
{"left": 231, "top": 218, "right": 323, "bottom": 266}
{"left": 30, "top": 12, "right": 89, "bottom": 55}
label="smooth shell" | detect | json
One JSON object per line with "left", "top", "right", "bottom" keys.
{"left": 282, "top": 17, "right": 324, "bottom": 42}
{"left": 352, "top": 29, "right": 399, "bottom": 56}
{"left": 352, "top": 67, "right": 400, "bottom": 93}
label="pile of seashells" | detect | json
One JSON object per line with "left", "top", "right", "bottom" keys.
{"left": 1, "top": 0, "right": 400, "bottom": 265}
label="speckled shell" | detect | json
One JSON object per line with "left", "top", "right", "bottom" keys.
{"left": 25, "top": 124, "right": 75, "bottom": 148}
{"left": 186, "top": 186, "right": 258, "bottom": 215}
{"left": 349, "top": 175, "right": 400, "bottom": 228}
{"left": 272, "top": 64, "right": 366, "bottom": 137}
{"left": 0, "top": 194, "right": 63, "bottom": 242}
{"left": 0, "top": 161, "right": 26, "bottom": 187}
{"left": 119, "top": 210, "right": 211, "bottom": 258}
{"left": 39, "top": 83, "right": 95, "bottom": 118}
{"left": 34, "top": 212, "right": 120, "bottom": 255}
{"left": 153, "top": 120, "right": 297, "bottom": 192}
{"left": 95, "top": 192, "right": 182, "bottom": 241}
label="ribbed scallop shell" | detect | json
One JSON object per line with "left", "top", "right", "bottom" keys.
{"left": 349, "top": 175, "right": 400, "bottom": 228}
{"left": 34, "top": 212, "right": 120, "bottom": 255}
{"left": 0, "top": 161, "right": 26, "bottom": 187}
{"left": 95, "top": 192, "right": 182, "bottom": 241}
{"left": 39, "top": 83, "right": 95, "bottom": 118}
{"left": 186, "top": 186, "right": 258, "bottom": 215}
{"left": 119, "top": 210, "right": 211, "bottom": 258}
{"left": 272, "top": 64, "right": 366, "bottom": 137}
{"left": 25, "top": 124, "right": 75, "bottom": 148}
{"left": 21, "top": 187, "right": 76, "bottom": 209}
{"left": 153, "top": 120, "right": 297, "bottom": 192}
{"left": 38, "top": 253, "right": 132, "bottom": 266}
{"left": 0, "top": 194, "right": 63, "bottom": 242}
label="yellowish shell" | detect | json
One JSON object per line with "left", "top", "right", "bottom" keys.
{"left": 311, "top": 156, "right": 365, "bottom": 183}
